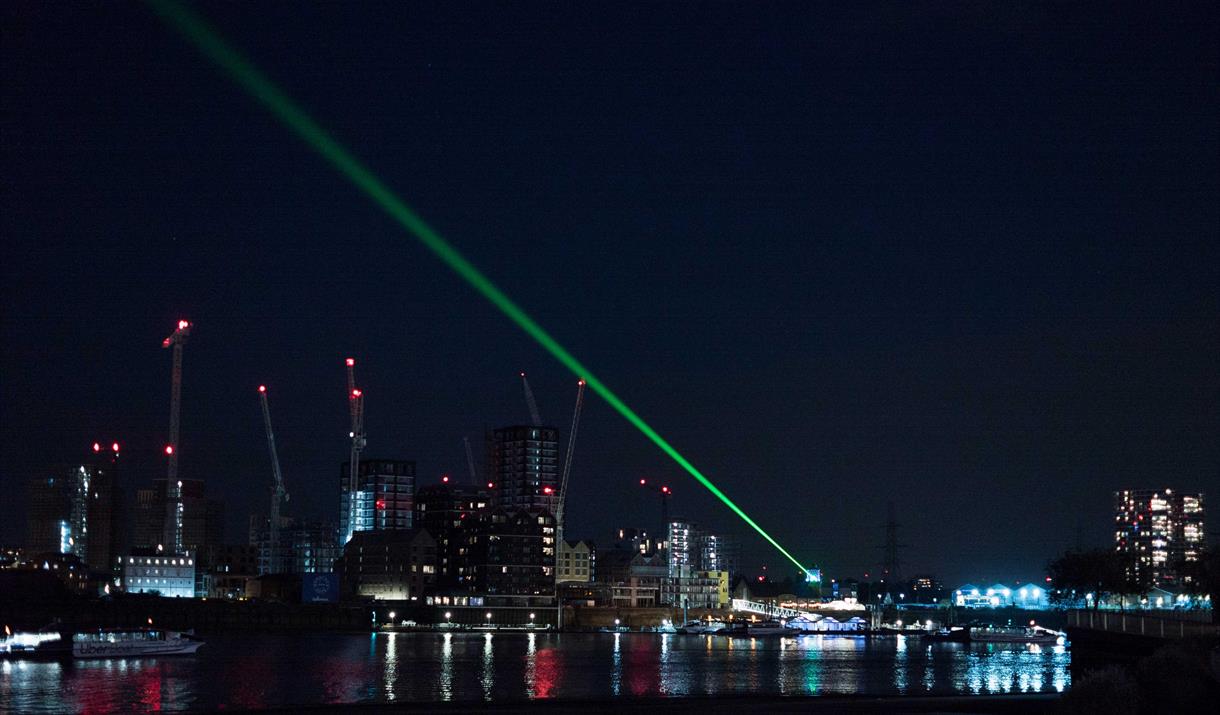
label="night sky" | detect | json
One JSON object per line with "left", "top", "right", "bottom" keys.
{"left": 3, "top": 2, "right": 1217, "bottom": 585}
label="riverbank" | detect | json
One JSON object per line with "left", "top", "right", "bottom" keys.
{"left": 263, "top": 692, "right": 1063, "bottom": 713}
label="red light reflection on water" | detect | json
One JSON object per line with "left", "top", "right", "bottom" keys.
{"left": 216, "top": 653, "right": 273, "bottom": 710}
{"left": 532, "top": 647, "right": 561, "bottom": 698}
{"left": 137, "top": 663, "right": 163, "bottom": 711}
{"left": 73, "top": 662, "right": 123, "bottom": 714}
{"left": 625, "top": 637, "right": 661, "bottom": 696}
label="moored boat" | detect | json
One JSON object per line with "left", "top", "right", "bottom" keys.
{"left": 676, "top": 620, "right": 726, "bottom": 635}
{"left": 722, "top": 620, "right": 797, "bottom": 637}
{"left": 73, "top": 628, "right": 204, "bottom": 658}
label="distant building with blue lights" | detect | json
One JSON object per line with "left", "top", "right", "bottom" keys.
{"left": 954, "top": 581, "right": 1049, "bottom": 609}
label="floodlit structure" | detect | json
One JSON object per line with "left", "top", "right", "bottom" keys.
{"left": 954, "top": 582, "right": 1049, "bottom": 609}
{"left": 121, "top": 549, "right": 196, "bottom": 599}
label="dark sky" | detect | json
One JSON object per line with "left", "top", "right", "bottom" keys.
{"left": 3, "top": 1, "right": 1218, "bottom": 586}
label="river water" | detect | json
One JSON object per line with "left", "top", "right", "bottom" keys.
{"left": 1, "top": 631, "right": 1070, "bottom": 711}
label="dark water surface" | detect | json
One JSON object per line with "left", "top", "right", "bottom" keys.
{"left": 1, "top": 632, "right": 1069, "bottom": 712}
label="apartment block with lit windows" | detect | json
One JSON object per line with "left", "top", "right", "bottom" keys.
{"left": 488, "top": 426, "right": 559, "bottom": 512}
{"left": 1113, "top": 489, "right": 1205, "bottom": 588}
{"left": 338, "top": 459, "right": 415, "bottom": 545}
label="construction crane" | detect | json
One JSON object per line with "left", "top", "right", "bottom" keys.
{"left": 554, "top": 378, "right": 586, "bottom": 631}
{"left": 343, "top": 358, "right": 366, "bottom": 544}
{"left": 161, "top": 319, "right": 191, "bottom": 553}
{"left": 519, "top": 371, "right": 542, "bottom": 427}
{"left": 555, "top": 378, "right": 586, "bottom": 535}
{"left": 463, "top": 436, "right": 478, "bottom": 485}
{"left": 258, "top": 385, "right": 289, "bottom": 574}
{"left": 638, "top": 478, "right": 673, "bottom": 549}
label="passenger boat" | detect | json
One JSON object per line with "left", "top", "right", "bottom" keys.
{"left": 968, "top": 625, "right": 1062, "bottom": 645}
{"left": 72, "top": 628, "right": 204, "bottom": 658}
{"left": 676, "top": 620, "right": 726, "bottom": 635}
{"left": 1, "top": 629, "right": 70, "bottom": 659}
{"left": 925, "top": 625, "right": 1062, "bottom": 645}
{"left": 924, "top": 626, "right": 970, "bottom": 643}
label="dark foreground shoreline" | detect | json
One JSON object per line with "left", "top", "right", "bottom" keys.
{"left": 242, "top": 693, "right": 1060, "bottom": 714}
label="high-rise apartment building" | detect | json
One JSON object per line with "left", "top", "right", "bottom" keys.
{"left": 1114, "top": 489, "right": 1206, "bottom": 588}
{"left": 130, "top": 478, "right": 222, "bottom": 554}
{"left": 415, "top": 482, "right": 490, "bottom": 587}
{"left": 462, "top": 508, "right": 556, "bottom": 596}
{"left": 699, "top": 532, "right": 739, "bottom": 578}
{"left": 250, "top": 516, "right": 340, "bottom": 575}
{"left": 25, "top": 458, "right": 119, "bottom": 571}
{"left": 27, "top": 475, "right": 70, "bottom": 556}
{"left": 338, "top": 459, "right": 415, "bottom": 544}
{"left": 667, "top": 518, "right": 697, "bottom": 577}
{"left": 488, "top": 426, "right": 559, "bottom": 512}
{"left": 667, "top": 518, "right": 740, "bottom": 580}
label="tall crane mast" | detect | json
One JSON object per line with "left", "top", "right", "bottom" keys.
{"left": 555, "top": 379, "right": 585, "bottom": 536}
{"left": 554, "top": 378, "right": 586, "bottom": 631}
{"left": 161, "top": 319, "right": 191, "bottom": 553}
{"left": 343, "top": 358, "right": 366, "bottom": 544}
{"left": 463, "top": 436, "right": 478, "bottom": 485}
{"left": 520, "top": 371, "right": 542, "bottom": 427}
{"left": 639, "top": 478, "right": 673, "bottom": 552}
{"left": 258, "top": 385, "right": 289, "bottom": 574}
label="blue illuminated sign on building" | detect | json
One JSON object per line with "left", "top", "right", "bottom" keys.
{"left": 302, "top": 573, "right": 339, "bottom": 603}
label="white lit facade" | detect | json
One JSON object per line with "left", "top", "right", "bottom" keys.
{"left": 121, "top": 550, "right": 196, "bottom": 598}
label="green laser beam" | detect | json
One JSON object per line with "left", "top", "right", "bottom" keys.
{"left": 148, "top": 0, "right": 811, "bottom": 575}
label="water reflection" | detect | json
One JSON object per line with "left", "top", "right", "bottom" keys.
{"left": 524, "top": 632, "right": 537, "bottom": 698}
{"left": 480, "top": 633, "right": 494, "bottom": 700}
{"left": 533, "top": 641, "right": 560, "bottom": 698}
{"left": 893, "top": 635, "right": 908, "bottom": 693}
{"left": 0, "top": 632, "right": 1072, "bottom": 712}
{"left": 610, "top": 632, "right": 622, "bottom": 696}
{"left": 960, "top": 643, "right": 1069, "bottom": 695}
{"left": 383, "top": 633, "right": 398, "bottom": 701}
{"left": 438, "top": 633, "right": 453, "bottom": 701}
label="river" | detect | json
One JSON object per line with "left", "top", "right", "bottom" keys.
{"left": 1, "top": 631, "right": 1070, "bottom": 711}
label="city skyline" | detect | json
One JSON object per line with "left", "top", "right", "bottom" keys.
{"left": 3, "top": 2, "right": 1218, "bottom": 586}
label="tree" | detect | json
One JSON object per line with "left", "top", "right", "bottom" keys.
{"left": 1179, "top": 547, "right": 1220, "bottom": 623}
{"left": 1046, "top": 548, "right": 1127, "bottom": 610}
